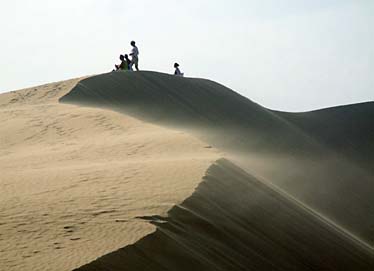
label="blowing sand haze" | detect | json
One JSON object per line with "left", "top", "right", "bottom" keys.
{"left": 1, "top": 72, "right": 373, "bottom": 270}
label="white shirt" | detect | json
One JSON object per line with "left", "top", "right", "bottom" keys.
{"left": 131, "top": 46, "right": 139, "bottom": 58}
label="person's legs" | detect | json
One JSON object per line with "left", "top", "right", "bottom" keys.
{"left": 133, "top": 57, "right": 139, "bottom": 71}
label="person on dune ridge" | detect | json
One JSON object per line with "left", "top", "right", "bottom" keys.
{"left": 124, "top": 54, "right": 132, "bottom": 70}
{"left": 130, "top": 41, "right": 140, "bottom": 71}
{"left": 114, "top": 54, "right": 129, "bottom": 71}
{"left": 174, "top": 63, "right": 184, "bottom": 76}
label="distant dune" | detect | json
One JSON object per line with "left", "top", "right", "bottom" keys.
{"left": 278, "top": 103, "right": 374, "bottom": 171}
{"left": 1, "top": 71, "right": 373, "bottom": 270}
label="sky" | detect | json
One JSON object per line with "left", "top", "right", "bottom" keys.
{"left": 0, "top": 0, "right": 373, "bottom": 111}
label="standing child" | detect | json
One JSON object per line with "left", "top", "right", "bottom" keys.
{"left": 129, "top": 41, "right": 140, "bottom": 71}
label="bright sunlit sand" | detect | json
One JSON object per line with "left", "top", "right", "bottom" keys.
{"left": 0, "top": 77, "right": 220, "bottom": 270}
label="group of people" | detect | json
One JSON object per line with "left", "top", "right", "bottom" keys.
{"left": 114, "top": 40, "right": 184, "bottom": 76}
{"left": 114, "top": 41, "right": 139, "bottom": 72}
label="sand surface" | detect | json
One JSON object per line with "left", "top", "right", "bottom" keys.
{"left": 1, "top": 71, "right": 373, "bottom": 270}
{"left": 76, "top": 159, "right": 374, "bottom": 271}
{"left": 63, "top": 72, "right": 374, "bottom": 246}
{"left": 0, "top": 78, "right": 219, "bottom": 271}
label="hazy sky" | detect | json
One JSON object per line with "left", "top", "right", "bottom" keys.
{"left": 1, "top": 0, "right": 373, "bottom": 111}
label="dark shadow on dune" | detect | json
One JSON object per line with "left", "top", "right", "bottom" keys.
{"left": 59, "top": 71, "right": 319, "bottom": 155}
{"left": 74, "top": 159, "right": 373, "bottom": 271}
{"left": 278, "top": 103, "right": 374, "bottom": 173}
{"left": 60, "top": 72, "right": 374, "bottom": 246}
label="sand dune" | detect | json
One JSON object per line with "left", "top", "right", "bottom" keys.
{"left": 278, "top": 103, "right": 374, "bottom": 171}
{"left": 60, "top": 71, "right": 316, "bottom": 154}
{"left": 61, "top": 71, "right": 374, "bottom": 246}
{"left": 75, "top": 159, "right": 374, "bottom": 271}
{"left": 0, "top": 77, "right": 219, "bottom": 271}
{"left": 1, "top": 71, "right": 373, "bottom": 270}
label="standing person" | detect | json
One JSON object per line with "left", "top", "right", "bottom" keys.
{"left": 129, "top": 41, "right": 140, "bottom": 71}
{"left": 174, "top": 63, "right": 184, "bottom": 76}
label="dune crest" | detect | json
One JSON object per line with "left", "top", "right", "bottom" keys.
{"left": 61, "top": 71, "right": 374, "bottom": 246}
{"left": 74, "top": 158, "right": 374, "bottom": 271}
{"left": 1, "top": 71, "right": 373, "bottom": 270}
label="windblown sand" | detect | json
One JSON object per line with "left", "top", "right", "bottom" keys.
{"left": 1, "top": 72, "right": 373, "bottom": 271}
{"left": 0, "top": 79, "right": 220, "bottom": 271}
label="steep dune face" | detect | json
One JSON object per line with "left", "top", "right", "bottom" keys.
{"left": 61, "top": 72, "right": 374, "bottom": 246}
{"left": 75, "top": 159, "right": 374, "bottom": 271}
{"left": 0, "top": 78, "right": 219, "bottom": 271}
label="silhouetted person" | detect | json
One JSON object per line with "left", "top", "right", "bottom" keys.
{"left": 115, "top": 54, "right": 129, "bottom": 71}
{"left": 174, "top": 63, "right": 184, "bottom": 76}
{"left": 130, "top": 41, "right": 139, "bottom": 71}
{"left": 124, "top": 54, "right": 132, "bottom": 70}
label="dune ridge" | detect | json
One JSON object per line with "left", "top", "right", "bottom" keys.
{"left": 74, "top": 159, "right": 374, "bottom": 271}
{"left": 2, "top": 71, "right": 373, "bottom": 270}
{"left": 61, "top": 71, "right": 374, "bottom": 246}
{"left": 59, "top": 71, "right": 319, "bottom": 154}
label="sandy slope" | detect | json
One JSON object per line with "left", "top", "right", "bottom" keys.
{"left": 0, "top": 78, "right": 220, "bottom": 271}
{"left": 75, "top": 159, "right": 374, "bottom": 271}
{"left": 60, "top": 71, "right": 373, "bottom": 270}
{"left": 2, "top": 71, "right": 373, "bottom": 271}
{"left": 278, "top": 103, "right": 374, "bottom": 172}
{"left": 62, "top": 71, "right": 374, "bottom": 246}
